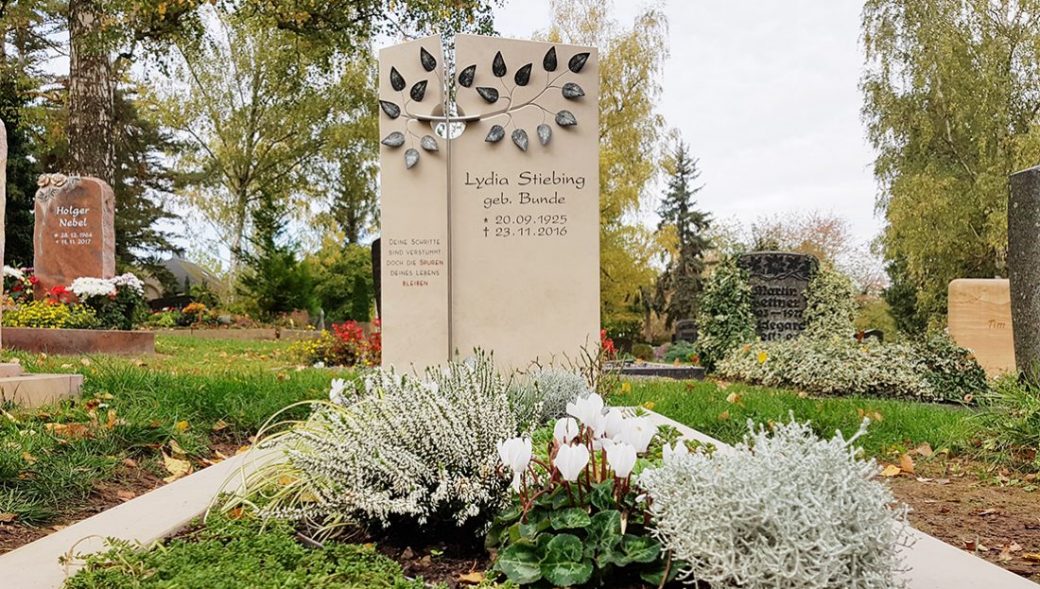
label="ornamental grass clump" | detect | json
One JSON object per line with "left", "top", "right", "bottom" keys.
{"left": 233, "top": 352, "right": 519, "bottom": 536}
{"left": 639, "top": 419, "right": 909, "bottom": 589}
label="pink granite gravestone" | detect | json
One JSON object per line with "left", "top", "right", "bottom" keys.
{"left": 32, "top": 174, "right": 115, "bottom": 296}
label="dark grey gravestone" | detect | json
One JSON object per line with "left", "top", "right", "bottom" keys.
{"left": 673, "top": 319, "right": 698, "bottom": 343}
{"left": 371, "top": 237, "right": 382, "bottom": 319}
{"left": 737, "top": 252, "right": 818, "bottom": 342}
{"left": 1008, "top": 165, "right": 1040, "bottom": 375}
{"left": 620, "top": 364, "right": 706, "bottom": 380}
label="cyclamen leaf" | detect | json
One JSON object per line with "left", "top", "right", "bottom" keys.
{"left": 458, "top": 65, "right": 476, "bottom": 88}
{"left": 410, "top": 80, "right": 427, "bottom": 102}
{"left": 511, "top": 128, "right": 529, "bottom": 152}
{"left": 555, "top": 110, "right": 578, "bottom": 127}
{"left": 540, "top": 535, "right": 593, "bottom": 587}
{"left": 404, "top": 148, "right": 419, "bottom": 169}
{"left": 537, "top": 124, "right": 552, "bottom": 145}
{"left": 621, "top": 535, "right": 661, "bottom": 564}
{"left": 380, "top": 132, "right": 405, "bottom": 148}
{"left": 543, "top": 46, "right": 558, "bottom": 71}
{"left": 379, "top": 100, "right": 401, "bottom": 119}
{"left": 420, "top": 135, "right": 438, "bottom": 151}
{"left": 419, "top": 47, "right": 437, "bottom": 72}
{"left": 568, "top": 52, "right": 591, "bottom": 73}
{"left": 389, "top": 67, "right": 406, "bottom": 91}
{"left": 497, "top": 544, "right": 541, "bottom": 584}
{"left": 550, "top": 507, "right": 591, "bottom": 530}
{"left": 514, "top": 63, "right": 533, "bottom": 86}
{"left": 562, "top": 82, "right": 585, "bottom": 99}
{"left": 492, "top": 51, "right": 507, "bottom": 77}
{"left": 476, "top": 87, "right": 500, "bottom": 103}
{"left": 485, "top": 125, "right": 505, "bottom": 143}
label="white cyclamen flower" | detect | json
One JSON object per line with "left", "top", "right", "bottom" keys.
{"left": 616, "top": 416, "right": 658, "bottom": 454}
{"left": 602, "top": 408, "right": 626, "bottom": 439}
{"left": 555, "top": 442, "right": 590, "bottom": 482}
{"left": 566, "top": 393, "right": 604, "bottom": 429}
{"left": 328, "top": 378, "right": 349, "bottom": 405}
{"left": 662, "top": 441, "right": 689, "bottom": 464}
{"left": 3, "top": 266, "right": 24, "bottom": 281}
{"left": 553, "top": 417, "right": 579, "bottom": 444}
{"left": 606, "top": 441, "right": 638, "bottom": 478}
{"left": 497, "top": 437, "right": 533, "bottom": 491}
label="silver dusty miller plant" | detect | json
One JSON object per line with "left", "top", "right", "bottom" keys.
{"left": 509, "top": 368, "right": 592, "bottom": 428}
{"left": 639, "top": 419, "right": 910, "bottom": 589}
{"left": 240, "top": 353, "right": 519, "bottom": 534}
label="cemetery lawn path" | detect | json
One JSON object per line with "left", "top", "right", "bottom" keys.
{"left": 0, "top": 334, "right": 344, "bottom": 554}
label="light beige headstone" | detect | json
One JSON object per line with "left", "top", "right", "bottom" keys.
{"left": 948, "top": 278, "right": 1015, "bottom": 376}
{"left": 379, "top": 35, "right": 600, "bottom": 371}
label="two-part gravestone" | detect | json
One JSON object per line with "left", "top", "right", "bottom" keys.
{"left": 378, "top": 35, "right": 600, "bottom": 371}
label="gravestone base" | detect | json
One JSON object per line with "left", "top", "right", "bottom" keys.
{"left": 620, "top": 363, "right": 706, "bottom": 380}
{"left": 0, "top": 363, "right": 83, "bottom": 408}
{"left": 3, "top": 327, "right": 155, "bottom": 355}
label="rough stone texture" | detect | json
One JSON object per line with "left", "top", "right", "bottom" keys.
{"left": 32, "top": 174, "right": 115, "bottom": 296}
{"left": 1009, "top": 165, "right": 1040, "bottom": 376}
{"left": 737, "top": 252, "right": 818, "bottom": 342}
{"left": 3, "top": 327, "right": 154, "bottom": 355}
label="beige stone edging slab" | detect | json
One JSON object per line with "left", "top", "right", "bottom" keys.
{"left": 0, "top": 411, "right": 1035, "bottom": 588}
{"left": 0, "top": 448, "right": 278, "bottom": 589}
{"left": 0, "top": 373, "right": 83, "bottom": 409}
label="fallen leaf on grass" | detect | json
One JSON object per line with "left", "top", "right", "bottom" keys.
{"left": 914, "top": 442, "right": 934, "bottom": 457}
{"left": 116, "top": 490, "right": 136, "bottom": 501}
{"left": 45, "top": 422, "right": 92, "bottom": 439}
{"left": 1023, "top": 553, "right": 1040, "bottom": 562}
{"left": 211, "top": 419, "right": 229, "bottom": 432}
{"left": 174, "top": 420, "right": 189, "bottom": 432}
{"left": 0, "top": 513, "right": 17, "bottom": 523}
{"left": 725, "top": 392, "right": 743, "bottom": 405}
{"left": 458, "top": 571, "right": 485, "bottom": 584}
{"left": 168, "top": 439, "right": 187, "bottom": 456}
{"left": 21, "top": 452, "right": 37, "bottom": 465}
{"left": 162, "top": 452, "right": 193, "bottom": 483}
{"left": 122, "top": 458, "right": 138, "bottom": 468}
{"left": 880, "top": 464, "right": 902, "bottom": 477}
{"left": 899, "top": 453, "right": 915, "bottom": 474}
{"left": 80, "top": 358, "right": 91, "bottom": 367}
{"left": 717, "top": 411, "right": 731, "bottom": 422}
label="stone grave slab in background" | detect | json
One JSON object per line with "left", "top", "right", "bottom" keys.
{"left": 673, "top": 319, "right": 698, "bottom": 343}
{"left": 948, "top": 279, "right": 1015, "bottom": 377}
{"left": 378, "top": 35, "right": 600, "bottom": 371}
{"left": 33, "top": 174, "right": 115, "bottom": 296}
{"left": 737, "top": 252, "right": 818, "bottom": 342}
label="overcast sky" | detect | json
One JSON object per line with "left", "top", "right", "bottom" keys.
{"left": 494, "top": 1, "right": 882, "bottom": 245}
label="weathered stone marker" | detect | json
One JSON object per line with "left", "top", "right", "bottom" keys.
{"left": 33, "top": 174, "right": 116, "bottom": 296}
{"left": 378, "top": 35, "right": 600, "bottom": 371}
{"left": 737, "top": 252, "right": 818, "bottom": 342}
{"left": 948, "top": 279, "right": 1015, "bottom": 377}
{"left": 1009, "top": 165, "right": 1040, "bottom": 376}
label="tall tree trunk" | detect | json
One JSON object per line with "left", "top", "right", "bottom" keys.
{"left": 67, "top": 0, "right": 115, "bottom": 182}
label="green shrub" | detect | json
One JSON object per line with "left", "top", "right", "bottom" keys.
{"left": 803, "top": 266, "right": 856, "bottom": 338}
{"left": 64, "top": 512, "right": 428, "bottom": 589}
{"left": 694, "top": 257, "right": 756, "bottom": 369}
{"left": 912, "top": 333, "right": 988, "bottom": 402}
{"left": 663, "top": 340, "right": 698, "bottom": 364}
{"left": 631, "top": 343, "right": 655, "bottom": 361}
{"left": 3, "top": 301, "right": 99, "bottom": 329}
{"left": 976, "top": 376, "right": 1040, "bottom": 471}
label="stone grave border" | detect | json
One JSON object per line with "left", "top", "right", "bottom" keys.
{"left": 3, "top": 327, "right": 155, "bottom": 355}
{"left": 0, "top": 413, "right": 1034, "bottom": 588}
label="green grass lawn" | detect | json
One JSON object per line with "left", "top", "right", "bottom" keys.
{"left": 0, "top": 334, "right": 343, "bottom": 524}
{"left": 614, "top": 378, "right": 979, "bottom": 461}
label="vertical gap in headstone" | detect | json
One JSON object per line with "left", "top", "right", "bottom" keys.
{"left": 441, "top": 33, "right": 455, "bottom": 359}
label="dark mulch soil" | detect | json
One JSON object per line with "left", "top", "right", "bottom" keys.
{"left": 886, "top": 457, "right": 1040, "bottom": 582}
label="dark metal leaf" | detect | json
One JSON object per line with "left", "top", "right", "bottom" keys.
{"left": 379, "top": 100, "right": 401, "bottom": 119}
{"left": 537, "top": 124, "right": 552, "bottom": 146}
{"left": 459, "top": 65, "right": 476, "bottom": 88}
{"left": 420, "top": 135, "right": 438, "bottom": 151}
{"left": 514, "top": 63, "right": 532, "bottom": 86}
{"left": 405, "top": 148, "right": 419, "bottom": 169}
{"left": 420, "top": 47, "right": 437, "bottom": 72}
{"left": 381, "top": 131, "right": 405, "bottom": 148}
{"left": 389, "top": 67, "right": 406, "bottom": 91}
{"left": 476, "top": 87, "right": 499, "bottom": 103}
{"left": 543, "top": 47, "right": 558, "bottom": 71}
{"left": 555, "top": 110, "right": 577, "bottom": 127}
{"left": 410, "top": 80, "right": 427, "bottom": 102}
{"left": 562, "top": 82, "right": 585, "bottom": 99}
{"left": 485, "top": 125, "right": 505, "bottom": 143}
{"left": 492, "top": 51, "right": 507, "bottom": 77}
{"left": 568, "top": 52, "right": 590, "bottom": 73}
{"left": 511, "top": 129, "right": 529, "bottom": 152}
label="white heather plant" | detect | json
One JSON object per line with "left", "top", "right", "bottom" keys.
{"left": 639, "top": 419, "right": 909, "bottom": 589}
{"left": 236, "top": 352, "right": 520, "bottom": 535}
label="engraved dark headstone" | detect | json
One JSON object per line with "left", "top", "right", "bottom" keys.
{"left": 1009, "top": 165, "right": 1040, "bottom": 375}
{"left": 672, "top": 319, "right": 698, "bottom": 343}
{"left": 737, "top": 252, "right": 818, "bottom": 342}
{"left": 371, "top": 237, "right": 382, "bottom": 319}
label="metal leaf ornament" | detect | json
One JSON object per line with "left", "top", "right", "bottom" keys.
{"left": 568, "top": 52, "right": 590, "bottom": 73}
{"left": 512, "top": 129, "right": 529, "bottom": 152}
{"left": 381, "top": 131, "right": 405, "bottom": 148}
{"left": 389, "top": 67, "right": 406, "bottom": 91}
{"left": 405, "top": 148, "right": 420, "bottom": 169}
{"left": 555, "top": 110, "right": 577, "bottom": 127}
{"left": 459, "top": 65, "right": 476, "bottom": 88}
{"left": 562, "top": 82, "right": 585, "bottom": 99}
{"left": 492, "top": 51, "right": 507, "bottom": 77}
{"left": 420, "top": 135, "right": 438, "bottom": 151}
{"left": 485, "top": 125, "right": 505, "bottom": 143}
{"left": 379, "top": 100, "right": 401, "bottom": 119}
{"left": 537, "top": 124, "right": 552, "bottom": 145}
{"left": 514, "top": 63, "right": 533, "bottom": 86}
{"left": 476, "top": 87, "right": 500, "bottom": 103}
{"left": 410, "top": 80, "right": 427, "bottom": 102}
{"left": 420, "top": 47, "right": 437, "bottom": 72}
{"left": 543, "top": 47, "right": 558, "bottom": 72}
